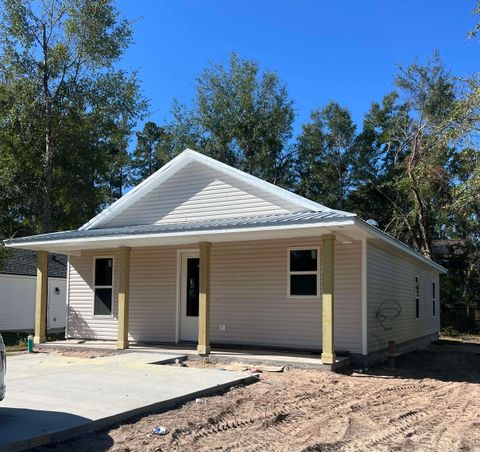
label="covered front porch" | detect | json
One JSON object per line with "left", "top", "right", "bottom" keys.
{"left": 31, "top": 232, "right": 340, "bottom": 367}
{"left": 4, "top": 209, "right": 376, "bottom": 370}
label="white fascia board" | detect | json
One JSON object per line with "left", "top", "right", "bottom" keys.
{"left": 354, "top": 217, "right": 447, "bottom": 273}
{"left": 79, "top": 151, "right": 192, "bottom": 230}
{"left": 80, "top": 149, "right": 347, "bottom": 230}
{"left": 187, "top": 150, "right": 335, "bottom": 213}
{"left": 5, "top": 219, "right": 356, "bottom": 250}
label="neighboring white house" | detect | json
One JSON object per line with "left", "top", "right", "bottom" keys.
{"left": 0, "top": 250, "right": 67, "bottom": 332}
{"left": 4, "top": 149, "right": 446, "bottom": 367}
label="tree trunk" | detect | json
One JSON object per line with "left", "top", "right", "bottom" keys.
{"left": 41, "top": 23, "right": 53, "bottom": 233}
{"left": 406, "top": 144, "right": 433, "bottom": 258}
{"left": 42, "top": 130, "right": 53, "bottom": 233}
{"left": 411, "top": 184, "right": 433, "bottom": 258}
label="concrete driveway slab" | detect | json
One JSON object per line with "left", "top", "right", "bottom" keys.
{"left": 0, "top": 352, "right": 256, "bottom": 451}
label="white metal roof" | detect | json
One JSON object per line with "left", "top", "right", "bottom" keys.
{"left": 80, "top": 149, "right": 350, "bottom": 231}
{"left": 3, "top": 149, "right": 446, "bottom": 273}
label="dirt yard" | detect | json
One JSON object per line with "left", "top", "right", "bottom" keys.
{"left": 36, "top": 341, "right": 480, "bottom": 452}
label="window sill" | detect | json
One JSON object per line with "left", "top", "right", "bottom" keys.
{"left": 287, "top": 295, "right": 321, "bottom": 299}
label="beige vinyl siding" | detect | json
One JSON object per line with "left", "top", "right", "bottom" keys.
{"left": 103, "top": 161, "right": 300, "bottom": 228}
{"left": 128, "top": 246, "right": 177, "bottom": 342}
{"left": 67, "top": 237, "right": 363, "bottom": 353}
{"left": 210, "top": 238, "right": 363, "bottom": 353}
{"left": 67, "top": 250, "right": 120, "bottom": 340}
{"left": 366, "top": 239, "right": 440, "bottom": 353}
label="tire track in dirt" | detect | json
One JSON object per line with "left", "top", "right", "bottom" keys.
{"left": 291, "top": 383, "right": 451, "bottom": 451}
{"left": 172, "top": 387, "right": 350, "bottom": 450}
{"left": 265, "top": 381, "right": 452, "bottom": 452}
{"left": 422, "top": 383, "right": 480, "bottom": 452}
{"left": 188, "top": 381, "right": 449, "bottom": 452}
{"left": 338, "top": 383, "right": 460, "bottom": 451}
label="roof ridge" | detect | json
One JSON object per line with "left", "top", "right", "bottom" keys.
{"left": 79, "top": 149, "right": 340, "bottom": 230}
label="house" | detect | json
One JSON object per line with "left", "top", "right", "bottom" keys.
{"left": 0, "top": 249, "right": 67, "bottom": 332}
{"left": 4, "top": 149, "right": 446, "bottom": 367}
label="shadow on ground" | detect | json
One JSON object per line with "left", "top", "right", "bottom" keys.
{"left": 0, "top": 407, "right": 113, "bottom": 451}
{"left": 364, "top": 341, "right": 480, "bottom": 384}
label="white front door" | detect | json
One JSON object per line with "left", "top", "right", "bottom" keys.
{"left": 179, "top": 251, "right": 200, "bottom": 341}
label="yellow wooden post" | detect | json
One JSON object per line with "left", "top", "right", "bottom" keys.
{"left": 34, "top": 250, "right": 49, "bottom": 344}
{"left": 321, "top": 234, "right": 336, "bottom": 365}
{"left": 116, "top": 247, "right": 131, "bottom": 350}
{"left": 197, "top": 241, "right": 211, "bottom": 356}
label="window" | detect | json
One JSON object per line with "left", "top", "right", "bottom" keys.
{"left": 415, "top": 276, "right": 420, "bottom": 319}
{"left": 288, "top": 248, "right": 319, "bottom": 297}
{"left": 94, "top": 257, "right": 113, "bottom": 316}
{"left": 186, "top": 258, "right": 200, "bottom": 317}
{"left": 432, "top": 281, "right": 436, "bottom": 317}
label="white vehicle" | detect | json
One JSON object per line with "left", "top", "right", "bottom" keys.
{"left": 0, "top": 334, "right": 5, "bottom": 400}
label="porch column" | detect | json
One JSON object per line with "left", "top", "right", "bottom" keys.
{"left": 34, "top": 250, "right": 49, "bottom": 344}
{"left": 321, "top": 234, "right": 336, "bottom": 365}
{"left": 116, "top": 246, "right": 131, "bottom": 350}
{"left": 197, "top": 241, "right": 211, "bottom": 356}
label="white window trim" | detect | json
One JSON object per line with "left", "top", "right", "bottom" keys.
{"left": 287, "top": 247, "right": 321, "bottom": 299}
{"left": 432, "top": 280, "right": 436, "bottom": 317}
{"left": 415, "top": 275, "right": 420, "bottom": 320}
{"left": 92, "top": 256, "right": 115, "bottom": 318}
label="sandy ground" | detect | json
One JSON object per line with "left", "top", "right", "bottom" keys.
{"left": 35, "top": 342, "right": 480, "bottom": 452}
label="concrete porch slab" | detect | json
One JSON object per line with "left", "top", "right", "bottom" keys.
{"left": 37, "top": 340, "right": 351, "bottom": 371}
{"left": 0, "top": 352, "right": 256, "bottom": 452}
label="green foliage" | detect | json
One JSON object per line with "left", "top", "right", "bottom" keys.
{"left": 0, "top": 1, "right": 477, "bottom": 306}
{"left": 440, "top": 325, "right": 462, "bottom": 338}
{"left": 344, "top": 56, "right": 462, "bottom": 258}
{"left": 295, "top": 102, "right": 356, "bottom": 209}
{"left": 153, "top": 53, "right": 295, "bottom": 187}
{"left": 129, "top": 121, "right": 177, "bottom": 186}
{"left": 293, "top": 54, "right": 479, "bottom": 304}
{"left": 0, "top": 0, "right": 147, "bottom": 235}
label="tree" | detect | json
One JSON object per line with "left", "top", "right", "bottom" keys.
{"left": 348, "top": 56, "right": 460, "bottom": 258}
{"left": 343, "top": 94, "right": 407, "bottom": 227}
{"left": 150, "top": 53, "right": 296, "bottom": 187}
{"left": 129, "top": 121, "right": 178, "bottom": 186}
{"left": 295, "top": 102, "right": 356, "bottom": 210}
{"left": 0, "top": 0, "right": 146, "bottom": 233}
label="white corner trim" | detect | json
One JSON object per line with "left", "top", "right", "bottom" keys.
{"left": 65, "top": 255, "right": 71, "bottom": 339}
{"left": 175, "top": 250, "right": 181, "bottom": 344}
{"left": 361, "top": 238, "right": 367, "bottom": 356}
{"left": 80, "top": 149, "right": 338, "bottom": 231}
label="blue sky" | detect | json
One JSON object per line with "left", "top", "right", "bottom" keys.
{"left": 116, "top": 0, "right": 479, "bottom": 136}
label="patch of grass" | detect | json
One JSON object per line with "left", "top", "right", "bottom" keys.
{"left": 441, "top": 326, "right": 462, "bottom": 337}
{"left": 436, "top": 337, "right": 464, "bottom": 344}
{"left": 2, "top": 330, "right": 65, "bottom": 352}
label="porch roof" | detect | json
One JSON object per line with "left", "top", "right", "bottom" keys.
{"left": 3, "top": 210, "right": 446, "bottom": 273}
{"left": 4, "top": 211, "right": 354, "bottom": 249}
